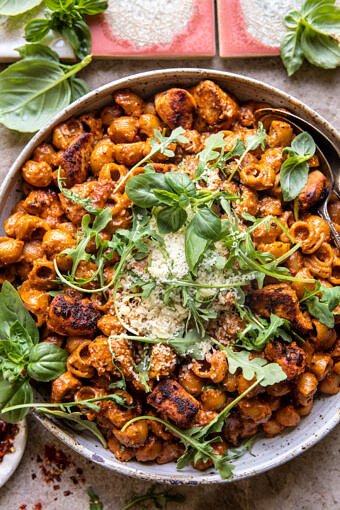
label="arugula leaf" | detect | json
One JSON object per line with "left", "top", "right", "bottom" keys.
{"left": 281, "top": 0, "right": 340, "bottom": 75}
{"left": 237, "top": 313, "right": 292, "bottom": 351}
{"left": 280, "top": 132, "right": 316, "bottom": 201}
{"left": 27, "top": 343, "right": 68, "bottom": 382}
{"left": 0, "top": 281, "right": 39, "bottom": 344}
{"left": 0, "top": 44, "right": 91, "bottom": 133}
{"left": 195, "top": 132, "right": 227, "bottom": 180}
{"left": 0, "top": 376, "right": 33, "bottom": 423}
{"left": 245, "top": 122, "right": 267, "bottom": 152}
{"left": 304, "top": 284, "right": 340, "bottom": 327}
{"left": 0, "top": 0, "right": 43, "bottom": 15}
{"left": 168, "top": 330, "right": 212, "bottom": 360}
{"left": 223, "top": 347, "right": 287, "bottom": 386}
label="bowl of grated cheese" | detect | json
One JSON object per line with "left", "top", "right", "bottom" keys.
{"left": 0, "top": 69, "right": 339, "bottom": 484}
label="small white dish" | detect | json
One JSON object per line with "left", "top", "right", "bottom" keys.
{"left": 0, "top": 419, "right": 27, "bottom": 488}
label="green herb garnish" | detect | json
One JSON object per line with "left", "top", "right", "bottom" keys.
{"left": 25, "top": 0, "right": 108, "bottom": 60}
{"left": 302, "top": 282, "right": 340, "bottom": 328}
{"left": 0, "top": 0, "right": 43, "bottom": 15}
{"left": 88, "top": 487, "right": 104, "bottom": 510}
{"left": 279, "top": 132, "right": 316, "bottom": 202}
{"left": 281, "top": 0, "right": 340, "bottom": 76}
{"left": 121, "top": 484, "right": 185, "bottom": 510}
{"left": 0, "top": 43, "right": 90, "bottom": 132}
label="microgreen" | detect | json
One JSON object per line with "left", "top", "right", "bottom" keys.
{"left": 279, "top": 132, "right": 316, "bottom": 201}
{"left": 114, "top": 127, "right": 188, "bottom": 195}
{"left": 25, "top": 0, "right": 108, "bottom": 60}
{"left": 281, "top": 0, "right": 340, "bottom": 76}
{"left": 0, "top": 281, "right": 67, "bottom": 423}
{"left": 121, "top": 484, "right": 185, "bottom": 510}
{"left": 88, "top": 487, "right": 103, "bottom": 510}
{"left": 0, "top": 44, "right": 91, "bottom": 133}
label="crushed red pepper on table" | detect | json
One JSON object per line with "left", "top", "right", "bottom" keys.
{"left": 0, "top": 419, "right": 18, "bottom": 463}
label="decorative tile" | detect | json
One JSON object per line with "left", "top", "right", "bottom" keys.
{"left": 217, "top": 0, "right": 298, "bottom": 57}
{"left": 89, "top": 0, "right": 215, "bottom": 58}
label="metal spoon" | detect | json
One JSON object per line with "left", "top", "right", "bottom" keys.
{"left": 255, "top": 107, "right": 340, "bottom": 249}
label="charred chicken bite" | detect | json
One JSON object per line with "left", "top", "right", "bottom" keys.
{"left": 0, "top": 80, "right": 339, "bottom": 480}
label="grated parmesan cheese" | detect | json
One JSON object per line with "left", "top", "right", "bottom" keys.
{"left": 148, "top": 232, "right": 189, "bottom": 281}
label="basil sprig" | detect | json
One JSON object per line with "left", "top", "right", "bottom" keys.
{"left": 0, "top": 43, "right": 90, "bottom": 133}
{"left": 0, "top": 281, "right": 67, "bottom": 423}
{"left": 25, "top": 0, "right": 108, "bottom": 60}
{"left": 281, "top": 0, "right": 340, "bottom": 76}
{"left": 279, "top": 131, "right": 316, "bottom": 202}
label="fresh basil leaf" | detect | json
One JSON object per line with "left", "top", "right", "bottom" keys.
{"left": 61, "top": 19, "right": 91, "bottom": 60}
{"left": 77, "top": 0, "right": 109, "bottom": 15}
{"left": 280, "top": 29, "right": 305, "bottom": 76}
{"left": 126, "top": 173, "right": 169, "bottom": 207}
{"left": 191, "top": 208, "right": 221, "bottom": 241}
{"left": 9, "top": 321, "right": 34, "bottom": 358}
{"left": 302, "top": 0, "right": 337, "bottom": 16}
{"left": 280, "top": 157, "right": 309, "bottom": 201}
{"left": 0, "top": 0, "right": 43, "bottom": 15}
{"left": 0, "top": 46, "right": 91, "bottom": 132}
{"left": 1, "top": 360, "right": 23, "bottom": 383}
{"left": 69, "top": 76, "right": 90, "bottom": 102}
{"left": 25, "top": 19, "right": 51, "bottom": 43}
{"left": 164, "top": 172, "right": 196, "bottom": 197}
{"left": 156, "top": 206, "right": 187, "bottom": 234}
{"left": 0, "top": 281, "right": 39, "bottom": 344}
{"left": 0, "top": 376, "right": 33, "bottom": 423}
{"left": 16, "top": 43, "right": 59, "bottom": 62}
{"left": 284, "top": 10, "right": 301, "bottom": 29}
{"left": 27, "top": 343, "right": 68, "bottom": 382}
{"left": 291, "top": 131, "right": 316, "bottom": 156}
{"left": 153, "top": 189, "right": 179, "bottom": 206}
{"left": 308, "top": 8, "right": 340, "bottom": 36}
{"left": 185, "top": 224, "right": 208, "bottom": 272}
{"left": 301, "top": 26, "right": 340, "bottom": 69}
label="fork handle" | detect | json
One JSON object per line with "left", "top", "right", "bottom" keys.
{"left": 318, "top": 200, "right": 340, "bottom": 250}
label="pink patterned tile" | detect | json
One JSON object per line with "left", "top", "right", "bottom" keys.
{"left": 89, "top": 0, "right": 215, "bottom": 58}
{"left": 218, "top": 0, "right": 293, "bottom": 57}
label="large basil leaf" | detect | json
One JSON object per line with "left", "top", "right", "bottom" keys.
{"left": 27, "top": 343, "right": 68, "bottom": 382}
{"left": 156, "top": 206, "right": 187, "bottom": 234}
{"left": 0, "top": 376, "right": 33, "bottom": 423}
{"left": 164, "top": 173, "right": 196, "bottom": 197}
{"left": 0, "top": 0, "right": 43, "bottom": 15}
{"left": 301, "top": 27, "right": 340, "bottom": 69}
{"left": 280, "top": 156, "right": 309, "bottom": 202}
{"left": 0, "top": 45, "right": 91, "bottom": 132}
{"left": 0, "top": 281, "right": 39, "bottom": 344}
{"left": 280, "top": 29, "right": 305, "bottom": 76}
{"left": 190, "top": 208, "right": 222, "bottom": 241}
{"left": 126, "top": 173, "right": 170, "bottom": 207}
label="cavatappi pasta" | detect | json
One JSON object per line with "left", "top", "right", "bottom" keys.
{"left": 1, "top": 80, "right": 340, "bottom": 476}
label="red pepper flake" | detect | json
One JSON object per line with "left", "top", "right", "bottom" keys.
{"left": 37, "top": 445, "right": 71, "bottom": 484}
{"left": 0, "top": 419, "right": 18, "bottom": 463}
{"left": 19, "top": 505, "right": 27, "bottom": 510}
{"left": 63, "top": 490, "right": 72, "bottom": 496}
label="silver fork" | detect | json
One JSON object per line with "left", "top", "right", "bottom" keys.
{"left": 255, "top": 107, "right": 340, "bottom": 249}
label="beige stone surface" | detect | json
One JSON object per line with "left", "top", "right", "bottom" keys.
{"left": 0, "top": 56, "right": 339, "bottom": 510}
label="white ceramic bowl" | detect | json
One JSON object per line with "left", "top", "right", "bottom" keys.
{"left": 0, "top": 69, "right": 339, "bottom": 484}
{"left": 0, "top": 419, "right": 27, "bottom": 488}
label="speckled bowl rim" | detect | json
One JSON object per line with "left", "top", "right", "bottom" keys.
{"left": 1, "top": 68, "right": 339, "bottom": 485}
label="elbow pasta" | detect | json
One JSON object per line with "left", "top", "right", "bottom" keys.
{"left": 1, "top": 80, "right": 339, "bottom": 473}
